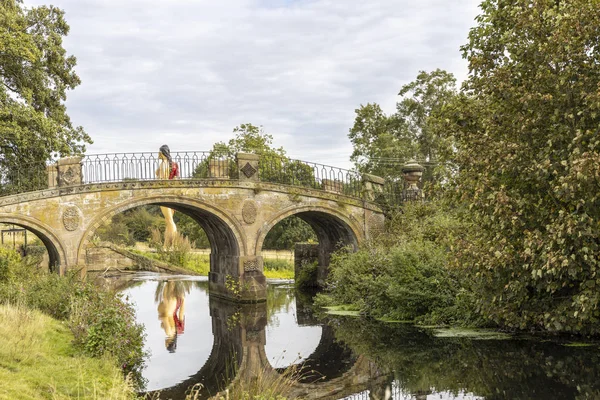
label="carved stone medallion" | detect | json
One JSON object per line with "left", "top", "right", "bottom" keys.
{"left": 242, "top": 200, "right": 258, "bottom": 224}
{"left": 244, "top": 259, "right": 259, "bottom": 272}
{"left": 240, "top": 162, "right": 257, "bottom": 178}
{"left": 63, "top": 206, "right": 80, "bottom": 231}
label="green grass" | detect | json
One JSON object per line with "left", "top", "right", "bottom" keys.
{"left": 263, "top": 259, "right": 294, "bottom": 279}
{"left": 130, "top": 249, "right": 294, "bottom": 279}
{"left": 182, "top": 253, "right": 210, "bottom": 275}
{"left": 0, "top": 304, "right": 138, "bottom": 400}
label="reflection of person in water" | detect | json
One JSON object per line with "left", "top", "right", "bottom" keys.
{"left": 155, "top": 281, "right": 191, "bottom": 353}
{"left": 156, "top": 145, "right": 179, "bottom": 249}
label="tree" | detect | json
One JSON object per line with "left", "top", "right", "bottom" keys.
{"left": 263, "top": 216, "right": 316, "bottom": 250}
{"left": 444, "top": 0, "right": 600, "bottom": 333}
{"left": 194, "top": 123, "right": 316, "bottom": 187}
{"left": 348, "top": 70, "right": 456, "bottom": 180}
{"left": 0, "top": 0, "right": 90, "bottom": 192}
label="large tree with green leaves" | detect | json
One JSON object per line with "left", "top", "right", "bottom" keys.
{"left": 0, "top": 0, "right": 90, "bottom": 191}
{"left": 445, "top": 0, "right": 600, "bottom": 333}
{"left": 349, "top": 69, "right": 456, "bottom": 179}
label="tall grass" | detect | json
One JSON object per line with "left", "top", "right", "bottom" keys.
{"left": 0, "top": 304, "right": 139, "bottom": 400}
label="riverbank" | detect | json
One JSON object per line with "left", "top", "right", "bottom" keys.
{"left": 0, "top": 304, "right": 137, "bottom": 400}
{"left": 129, "top": 248, "right": 295, "bottom": 279}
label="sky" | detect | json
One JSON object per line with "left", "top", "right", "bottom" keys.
{"left": 26, "top": 0, "right": 481, "bottom": 169}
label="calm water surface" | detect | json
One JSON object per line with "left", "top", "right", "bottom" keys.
{"left": 117, "top": 273, "right": 600, "bottom": 400}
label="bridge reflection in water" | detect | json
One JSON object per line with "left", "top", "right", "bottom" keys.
{"left": 117, "top": 276, "right": 390, "bottom": 400}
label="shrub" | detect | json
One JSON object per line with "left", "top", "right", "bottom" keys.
{"left": 295, "top": 261, "right": 318, "bottom": 290}
{"left": 321, "top": 201, "right": 483, "bottom": 326}
{"left": 0, "top": 248, "right": 147, "bottom": 388}
{"left": 149, "top": 228, "right": 192, "bottom": 267}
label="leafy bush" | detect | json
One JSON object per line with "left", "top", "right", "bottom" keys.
{"left": 0, "top": 248, "right": 147, "bottom": 387}
{"left": 149, "top": 228, "right": 192, "bottom": 267}
{"left": 320, "top": 201, "right": 482, "bottom": 326}
{"left": 438, "top": 0, "right": 600, "bottom": 334}
{"left": 96, "top": 221, "right": 135, "bottom": 246}
{"left": 295, "top": 261, "right": 318, "bottom": 290}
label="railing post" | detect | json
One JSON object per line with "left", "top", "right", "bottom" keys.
{"left": 236, "top": 153, "right": 260, "bottom": 182}
{"left": 52, "top": 157, "right": 83, "bottom": 187}
{"left": 362, "top": 173, "right": 385, "bottom": 201}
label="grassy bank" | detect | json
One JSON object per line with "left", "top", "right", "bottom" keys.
{"left": 0, "top": 304, "right": 137, "bottom": 400}
{"left": 133, "top": 249, "right": 295, "bottom": 279}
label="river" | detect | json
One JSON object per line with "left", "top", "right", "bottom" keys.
{"left": 113, "top": 272, "right": 600, "bottom": 400}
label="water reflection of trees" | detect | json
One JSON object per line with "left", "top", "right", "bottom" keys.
{"left": 266, "top": 284, "right": 295, "bottom": 326}
{"left": 330, "top": 318, "right": 600, "bottom": 399}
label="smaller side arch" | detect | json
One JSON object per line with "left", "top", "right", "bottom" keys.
{"left": 255, "top": 205, "right": 365, "bottom": 285}
{"left": 0, "top": 214, "right": 67, "bottom": 272}
{"left": 254, "top": 205, "right": 365, "bottom": 255}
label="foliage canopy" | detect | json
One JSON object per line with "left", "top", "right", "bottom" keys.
{"left": 0, "top": 0, "right": 90, "bottom": 189}
{"left": 348, "top": 69, "right": 457, "bottom": 180}
{"left": 442, "top": 0, "right": 600, "bottom": 333}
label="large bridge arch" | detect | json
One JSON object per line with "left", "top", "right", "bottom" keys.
{"left": 76, "top": 195, "right": 254, "bottom": 298}
{"left": 256, "top": 205, "right": 363, "bottom": 284}
{"left": 77, "top": 195, "right": 247, "bottom": 262}
{"left": 0, "top": 214, "right": 67, "bottom": 272}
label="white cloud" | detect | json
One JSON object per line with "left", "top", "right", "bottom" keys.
{"left": 25, "top": 0, "right": 480, "bottom": 169}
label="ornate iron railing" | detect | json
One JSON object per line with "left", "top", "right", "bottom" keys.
{"left": 257, "top": 155, "right": 363, "bottom": 198}
{"left": 0, "top": 152, "right": 412, "bottom": 206}
{"left": 80, "top": 152, "right": 236, "bottom": 183}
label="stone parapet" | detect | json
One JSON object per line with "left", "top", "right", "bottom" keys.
{"left": 48, "top": 156, "right": 83, "bottom": 188}
{"left": 362, "top": 173, "right": 385, "bottom": 201}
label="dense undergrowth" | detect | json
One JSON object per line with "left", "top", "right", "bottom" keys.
{"left": 0, "top": 247, "right": 147, "bottom": 390}
{"left": 317, "top": 201, "right": 485, "bottom": 327}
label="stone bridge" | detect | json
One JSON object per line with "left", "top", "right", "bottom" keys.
{"left": 0, "top": 152, "right": 389, "bottom": 301}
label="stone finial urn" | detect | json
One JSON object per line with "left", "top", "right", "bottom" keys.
{"left": 401, "top": 159, "right": 425, "bottom": 190}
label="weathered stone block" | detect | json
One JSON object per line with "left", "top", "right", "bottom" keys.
{"left": 56, "top": 157, "right": 83, "bottom": 187}
{"left": 237, "top": 153, "right": 259, "bottom": 182}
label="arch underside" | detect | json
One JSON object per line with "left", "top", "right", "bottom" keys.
{"left": 0, "top": 216, "right": 63, "bottom": 272}
{"left": 294, "top": 210, "right": 359, "bottom": 284}
{"left": 78, "top": 198, "right": 243, "bottom": 285}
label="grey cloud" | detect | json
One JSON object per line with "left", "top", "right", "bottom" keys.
{"left": 27, "top": 0, "right": 480, "bottom": 168}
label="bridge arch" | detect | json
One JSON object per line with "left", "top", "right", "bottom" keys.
{"left": 0, "top": 214, "right": 66, "bottom": 272}
{"left": 255, "top": 205, "right": 363, "bottom": 254}
{"left": 76, "top": 196, "right": 247, "bottom": 289}
{"left": 256, "top": 205, "right": 362, "bottom": 283}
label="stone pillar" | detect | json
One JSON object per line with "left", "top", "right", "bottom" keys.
{"left": 236, "top": 153, "right": 260, "bottom": 182}
{"left": 52, "top": 157, "right": 83, "bottom": 187}
{"left": 401, "top": 160, "right": 425, "bottom": 202}
{"left": 209, "top": 254, "right": 266, "bottom": 302}
{"left": 294, "top": 243, "right": 320, "bottom": 288}
{"left": 362, "top": 173, "right": 385, "bottom": 202}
